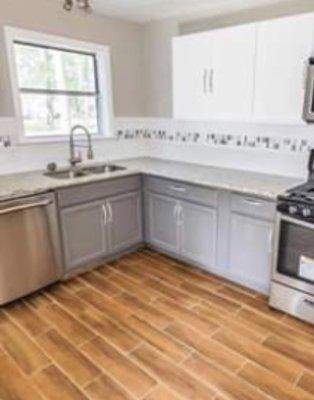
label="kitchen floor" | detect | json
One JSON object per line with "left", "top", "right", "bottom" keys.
{"left": 0, "top": 249, "right": 313, "bottom": 400}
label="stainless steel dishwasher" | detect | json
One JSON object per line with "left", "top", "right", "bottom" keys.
{"left": 0, "top": 192, "right": 63, "bottom": 305}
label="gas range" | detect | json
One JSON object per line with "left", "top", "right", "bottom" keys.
{"left": 270, "top": 150, "right": 314, "bottom": 324}
{"left": 277, "top": 149, "right": 314, "bottom": 222}
{"left": 277, "top": 180, "right": 314, "bottom": 221}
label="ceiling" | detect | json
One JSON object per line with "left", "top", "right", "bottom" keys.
{"left": 90, "top": 0, "right": 289, "bottom": 23}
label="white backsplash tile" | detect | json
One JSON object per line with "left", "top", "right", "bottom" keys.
{"left": 0, "top": 116, "right": 312, "bottom": 178}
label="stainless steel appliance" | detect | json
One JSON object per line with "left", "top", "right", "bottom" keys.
{"left": 270, "top": 151, "right": 314, "bottom": 324}
{"left": 303, "top": 58, "right": 314, "bottom": 122}
{"left": 0, "top": 193, "right": 63, "bottom": 305}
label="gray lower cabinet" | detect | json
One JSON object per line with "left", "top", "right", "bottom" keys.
{"left": 147, "top": 193, "right": 179, "bottom": 253}
{"left": 180, "top": 201, "right": 217, "bottom": 270}
{"left": 58, "top": 176, "right": 142, "bottom": 273}
{"left": 228, "top": 211, "right": 274, "bottom": 293}
{"left": 106, "top": 191, "right": 142, "bottom": 253}
{"left": 60, "top": 200, "right": 107, "bottom": 271}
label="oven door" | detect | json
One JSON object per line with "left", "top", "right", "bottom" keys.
{"left": 303, "top": 64, "right": 314, "bottom": 122}
{"left": 273, "top": 213, "right": 314, "bottom": 295}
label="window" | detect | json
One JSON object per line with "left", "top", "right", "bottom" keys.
{"left": 5, "top": 27, "right": 113, "bottom": 142}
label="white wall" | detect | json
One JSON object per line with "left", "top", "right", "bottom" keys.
{"left": 0, "top": 0, "right": 145, "bottom": 117}
{"left": 142, "top": 20, "right": 179, "bottom": 117}
{"left": 181, "top": 0, "right": 314, "bottom": 34}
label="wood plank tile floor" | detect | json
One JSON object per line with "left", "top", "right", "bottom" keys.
{"left": 0, "top": 248, "right": 313, "bottom": 400}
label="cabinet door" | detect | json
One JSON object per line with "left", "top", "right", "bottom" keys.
{"left": 210, "top": 23, "right": 256, "bottom": 121}
{"left": 107, "top": 192, "right": 142, "bottom": 253}
{"left": 147, "top": 193, "right": 179, "bottom": 254}
{"left": 173, "top": 32, "right": 214, "bottom": 119}
{"left": 229, "top": 213, "right": 273, "bottom": 293}
{"left": 253, "top": 13, "right": 314, "bottom": 124}
{"left": 180, "top": 201, "right": 217, "bottom": 270}
{"left": 60, "top": 200, "right": 107, "bottom": 271}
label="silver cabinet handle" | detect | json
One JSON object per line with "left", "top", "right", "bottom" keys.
{"left": 107, "top": 202, "right": 113, "bottom": 223}
{"left": 102, "top": 204, "right": 107, "bottom": 226}
{"left": 303, "top": 61, "right": 309, "bottom": 90}
{"left": 268, "top": 229, "right": 274, "bottom": 253}
{"left": 177, "top": 204, "right": 183, "bottom": 226}
{"left": 203, "top": 69, "right": 208, "bottom": 94}
{"left": 209, "top": 68, "right": 214, "bottom": 94}
{"left": 0, "top": 199, "right": 52, "bottom": 215}
{"left": 243, "top": 198, "right": 263, "bottom": 207}
{"left": 170, "top": 185, "right": 186, "bottom": 193}
{"left": 174, "top": 203, "right": 179, "bottom": 219}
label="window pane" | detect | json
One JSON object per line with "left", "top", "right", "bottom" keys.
{"left": 20, "top": 93, "right": 98, "bottom": 137}
{"left": 14, "top": 43, "right": 97, "bottom": 92}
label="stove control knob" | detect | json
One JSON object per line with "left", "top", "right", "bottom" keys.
{"left": 302, "top": 208, "right": 311, "bottom": 218}
{"left": 289, "top": 206, "right": 298, "bottom": 215}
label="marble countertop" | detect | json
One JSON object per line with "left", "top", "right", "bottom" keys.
{"left": 0, "top": 157, "right": 303, "bottom": 202}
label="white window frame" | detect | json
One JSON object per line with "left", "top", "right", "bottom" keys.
{"left": 4, "top": 26, "right": 114, "bottom": 143}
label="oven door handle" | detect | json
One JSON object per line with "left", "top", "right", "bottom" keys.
{"left": 268, "top": 228, "right": 274, "bottom": 253}
{"left": 278, "top": 214, "right": 314, "bottom": 230}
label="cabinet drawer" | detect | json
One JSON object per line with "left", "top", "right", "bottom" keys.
{"left": 57, "top": 175, "right": 141, "bottom": 208}
{"left": 144, "top": 176, "right": 218, "bottom": 207}
{"left": 231, "top": 193, "right": 275, "bottom": 220}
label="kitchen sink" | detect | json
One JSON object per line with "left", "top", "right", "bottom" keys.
{"left": 83, "top": 164, "right": 125, "bottom": 174}
{"left": 44, "top": 164, "right": 126, "bottom": 180}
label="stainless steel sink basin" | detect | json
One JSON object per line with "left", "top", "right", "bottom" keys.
{"left": 83, "top": 165, "right": 125, "bottom": 174}
{"left": 44, "top": 164, "right": 126, "bottom": 180}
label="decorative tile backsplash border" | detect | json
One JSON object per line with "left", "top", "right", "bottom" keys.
{"left": 116, "top": 125, "right": 313, "bottom": 153}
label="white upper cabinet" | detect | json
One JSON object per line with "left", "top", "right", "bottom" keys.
{"left": 253, "top": 13, "right": 314, "bottom": 124}
{"left": 173, "top": 12, "right": 314, "bottom": 124}
{"left": 173, "top": 23, "right": 256, "bottom": 121}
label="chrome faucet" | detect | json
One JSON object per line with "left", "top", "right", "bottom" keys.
{"left": 69, "top": 125, "right": 94, "bottom": 167}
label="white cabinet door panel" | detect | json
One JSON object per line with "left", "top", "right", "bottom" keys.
{"left": 253, "top": 13, "right": 314, "bottom": 124}
{"left": 211, "top": 23, "right": 256, "bottom": 120}
{"left": 173, "top": 32, "right": 214, "bottom": 119}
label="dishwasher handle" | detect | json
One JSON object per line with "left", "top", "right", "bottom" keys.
{"left": 0, "top": 199, "right": 53, "bottom": 216}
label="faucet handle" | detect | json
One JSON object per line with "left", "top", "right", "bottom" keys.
{"left": 69, "top": 151, "right": 82, "bottom": 167}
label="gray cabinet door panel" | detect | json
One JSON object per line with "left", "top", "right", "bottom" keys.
{"left": 60, "top": 200, "right": 107, "bottom": 271}
{"left": 147, "top": 193, "right": 179, "bottom": 254}
{"left": 181, "top": 201, "right": 217, "bottom": 270}
{"left": 229, "top": 212, "right": 273, "bottom": 292}
{"left": 107, "top": 192, "right": 142, "bottom": 253}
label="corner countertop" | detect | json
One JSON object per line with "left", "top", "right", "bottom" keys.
{"left": 0, "top": 157, "right": 303, "bottom": 202}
